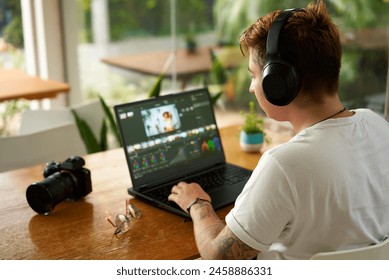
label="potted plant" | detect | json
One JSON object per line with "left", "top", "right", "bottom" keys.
{"left": 185, "top": 31, "right": 197, "bottom": 54}
{"left": 240, "top": 101, "right": 265, "bottom": 152}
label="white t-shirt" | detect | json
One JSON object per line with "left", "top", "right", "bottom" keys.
{"left": 226, "top": 109, "right": 389, "bottom": 259}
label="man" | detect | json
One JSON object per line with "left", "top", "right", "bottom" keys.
{"left": 168, "top": 1, "right": 389, "bottom": 259}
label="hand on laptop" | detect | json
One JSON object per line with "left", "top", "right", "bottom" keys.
{"left": 168, "top": 182, "right": 211, "bottom": 214}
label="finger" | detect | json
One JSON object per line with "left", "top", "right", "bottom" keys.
{"left": 168, "top": 192, "right": 177, "bottom": 202}
{"left": 171, "top": 184, "right": 180, "bottom": 194}
{"left": 177, "top": 181, "right": 188, "bottom": 187}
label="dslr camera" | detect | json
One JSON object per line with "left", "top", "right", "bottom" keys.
{"left": 26, "top": 156, "right": 92, "bottom": 215}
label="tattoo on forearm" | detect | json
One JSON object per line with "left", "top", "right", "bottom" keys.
{"left": 216, "top": 229, "right": 258, "bottom": 259}
{"left": 192, "top": 201, "right": 258, "bottom": 259}
{"left": 195, "top": 202, "right": 213, "bottom": 221}
{"left": 216, "top": 234, "right": 257, "bottom": 259}
{"left": 217, "top": 237, "right": 234, "bottom": 259}
{"left": 198, "top": 226, "right": 257, "bottom": 259}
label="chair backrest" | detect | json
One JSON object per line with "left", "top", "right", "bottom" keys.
{"left": 20, "top": 99, "right": 105, "bottom": 139}
{"left": 0, "top": 122, "right": 87, "bottom": 172}
{"left": 20, "top": 109, "right": 72, "bottom": 134}
{"left": 311, "top": 237, "right": 389, "bottom": 260}
{"left": 70, "top": 99, "right": 105, "bottom": 138}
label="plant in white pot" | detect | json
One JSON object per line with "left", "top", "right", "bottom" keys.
{"left": 240, "top": 101, "right": 265, "bottom": 152}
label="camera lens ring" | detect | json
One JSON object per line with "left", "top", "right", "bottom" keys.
{"left": 26, "top": 183, "right": 56, "bottom": 215}
{"left": 26, "top": 171, "right": 77, "bottom": 215}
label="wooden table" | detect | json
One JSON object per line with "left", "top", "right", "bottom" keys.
{"left": 0, "top": 68, "right": 69, "bottom": 102}
{"left": 0, "top": 125, "right": 261, "bottom": 260}
{"left": 101, "top": 47, "right": 243, "bottom": 87}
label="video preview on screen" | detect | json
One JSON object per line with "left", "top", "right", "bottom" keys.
{"left": 141, "top": 104, "right": 181, "bottom": 137}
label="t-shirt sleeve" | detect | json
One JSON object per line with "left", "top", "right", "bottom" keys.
{"left": 226, "top": 152, "right": 295, "bottom": 252}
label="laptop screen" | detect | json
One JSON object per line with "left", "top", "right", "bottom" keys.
{"left": 114, "top": 87, "right": 226, "bottom": 188}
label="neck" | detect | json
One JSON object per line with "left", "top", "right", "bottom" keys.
{"left": 288, "top": 97, "right": 352, "bottom": 133}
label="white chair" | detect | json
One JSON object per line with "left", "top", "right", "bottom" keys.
{"left": 19, "top": 108, "right": 71, "bottom": 134}
{"left": 0, "top": 122, "right": 87, "bottom": 172}
{"left": 311, "top": 237, "right": 389, "bottom": 260}
{"left": 20, "top": 99, "right": 105, "bottom": 138}
{"left": 70, "top": 99, "right": 106, "bottom": 139}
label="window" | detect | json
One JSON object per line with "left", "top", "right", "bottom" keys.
{"left": 0, "top": 0, "right": 24, "bottom": 69}
{"left": 76, "top": 0, "right": 216, "bottom": 103}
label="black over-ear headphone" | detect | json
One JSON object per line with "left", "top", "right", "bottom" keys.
{"left": 262, "top": 8, "right": 301, "bottom": 106}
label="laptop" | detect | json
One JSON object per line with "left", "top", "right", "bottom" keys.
{"left": 114, "top": 87, "right": 252, "bottom": 218}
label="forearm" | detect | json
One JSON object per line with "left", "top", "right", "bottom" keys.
{"left": 190, "top": 201, "right": 225, "bottom": 259}
{"left": 190, "top": 202, "right": 259, "bottom": 260}
{"left": 168, "top": 182, "right": 259, "bottom": 259}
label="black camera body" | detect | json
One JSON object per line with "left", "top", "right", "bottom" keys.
{"left": 26, "top": 156, "right": 92, "bottom": 215}
{"left": 42, "top": 156, "right": 92, "bottom": 200}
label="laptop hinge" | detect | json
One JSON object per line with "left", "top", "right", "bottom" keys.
{"left": 138, "top": 184, "right": 153, "bottom": 191}
{"left": 137, "top": 163, "right": 224, "bottom": 191}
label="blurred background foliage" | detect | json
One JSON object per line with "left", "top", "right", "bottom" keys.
{"left": 0, "top": 0, "right": 23, "bottom": 48}
{"left": 212, "top": 0, "right": 389, "bottom": 109}
{"left": 1, "top": 0, "right": 388, "bottom": 113}
{"left": 214, "top": 0, "right": 389, "bottom": 45}
{"left": 77, "top": 0, "right": 215, "bottom": 42}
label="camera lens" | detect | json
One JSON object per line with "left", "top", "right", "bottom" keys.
{"left": 26, "top": 172, "right": 76, "bottom": 215}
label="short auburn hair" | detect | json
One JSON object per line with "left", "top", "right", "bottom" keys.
{"left": 240, "top": 1, "right": 342, "bottom": 102}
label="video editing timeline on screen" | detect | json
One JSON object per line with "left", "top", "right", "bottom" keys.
{"left": 129, "top": 124, "right": 221, "bottom": 179}
{"left": 118, "top": 93, "right": 222, "bottom": 180}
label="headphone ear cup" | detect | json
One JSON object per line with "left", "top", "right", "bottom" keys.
{"left": 262, "top": 59, "right": 300, "bottom": 106}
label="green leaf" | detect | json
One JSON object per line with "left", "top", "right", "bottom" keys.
{"left": 211, "top": 91, "right": 223, "bottom": 106}
{"left": 98, "top": 95, "right": 122, "bottom": 147}
{"left": 241, "top": 101, "right": 264, "bottom": 134}
{"left": 100, "top": 119, "right": 108, "bottom": 151}
{"left": 209, "top": 49, "right": 227, "bottom": 85}
{"left": 71, "top": 109, "right": 101, "bottom": 154}
{"left": 148, "top": 74, "right": 164, "bottom": 98}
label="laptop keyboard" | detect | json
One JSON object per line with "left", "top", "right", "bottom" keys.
{"left": 145, "top": 164, "right": 251, "bottom": 204}
{"left": 187, "top": 164, "right": 250, "bottom": 190}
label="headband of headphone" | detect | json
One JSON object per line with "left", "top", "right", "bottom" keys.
{"left": 262, "top": 8, "right": 301, "bottom": 106}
